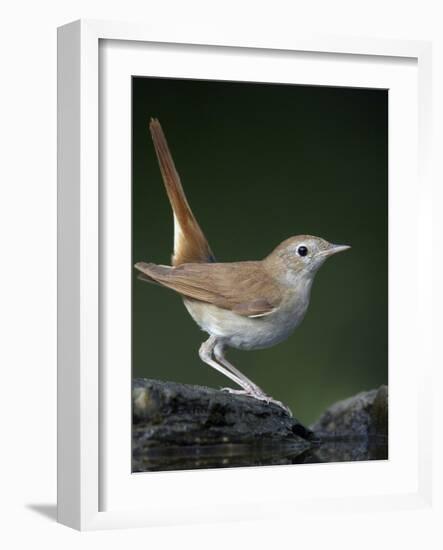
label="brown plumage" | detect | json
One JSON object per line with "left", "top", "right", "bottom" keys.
{"left": 134, "top": 260, "right": 281, "bottom": 318}
{"left": 149, "top": 118, "right": 215, "bottom": 266}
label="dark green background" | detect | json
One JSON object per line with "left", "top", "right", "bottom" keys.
{"left": 132, "top": 77, "right": 388, "bottom": 425}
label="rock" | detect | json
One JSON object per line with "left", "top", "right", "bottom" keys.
{"left": 132, "top": 378, "right": 312, "bottom": 472}
{"left": 304, "top": 385, "right": 388, "bottom": 463}
{"left": 311, "top": 385, "right": 388, "bottom": 439}
{"left": 132, "top": 379, "right": 389, "bottom": 471}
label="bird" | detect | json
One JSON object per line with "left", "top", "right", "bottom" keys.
{"left": 135, "top": 118, "right": 350, "bottom": 416}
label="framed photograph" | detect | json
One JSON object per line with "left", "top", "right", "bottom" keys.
{"left": 57, "top": 19, "right": 433, "bottom": 530}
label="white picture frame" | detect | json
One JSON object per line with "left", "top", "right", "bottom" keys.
{"left": 57, "top": 19, "right": 433, "bottom": 531}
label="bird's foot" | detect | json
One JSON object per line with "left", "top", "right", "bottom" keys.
{"left": 221, "top": 387, "right": 292, "bottom": 417}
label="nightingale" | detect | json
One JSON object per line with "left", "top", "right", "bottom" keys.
{"left": 135, "top": 119, "right": 350, "bottom": 415}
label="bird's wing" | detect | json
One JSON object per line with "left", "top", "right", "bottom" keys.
{"left": 149, "top": 119, "right": 215, "bottom": 266}
{"left": 134, "top": 261, "right": 281, "bottom": 317}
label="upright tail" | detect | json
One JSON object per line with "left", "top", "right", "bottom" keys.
{"left": 149, "top": 118, "right": 215, "bottom": 266}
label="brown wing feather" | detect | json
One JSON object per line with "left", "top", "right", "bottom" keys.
{"left": 134, "top": 261, "right": 281, "bottom": 317}
{"left": 149, "top": 119, "right": 215, "bottom": 266}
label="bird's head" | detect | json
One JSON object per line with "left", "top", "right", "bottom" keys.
{"left": 265, "top": 235, "right": 350, "bottom": 284}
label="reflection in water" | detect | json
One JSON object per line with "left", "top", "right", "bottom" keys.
{"left": 132, "top": 436, "right": 388, "bottom": 472}
{"left": 300, "top": 436, "right": 388, "bottom": 464}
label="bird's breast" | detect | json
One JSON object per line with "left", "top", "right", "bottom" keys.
{"left": 183, "top": 283, "right": 311, "bottom": 351}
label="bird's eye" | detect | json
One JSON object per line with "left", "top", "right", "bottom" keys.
{"left": 297, "top": 245, "right": 308, "bottom": 257}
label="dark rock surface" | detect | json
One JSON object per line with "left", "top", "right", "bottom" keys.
{"left": 132, "top": 378, "right": 312, "bottom": 472}
{"left": 132, "top": 379, "right": 388, "bottom": 472}
{"left": 303, "top": 385, "right": 388, "bottom": 463}
{"left": 311, "top": 385, "right": 388, "bottom": 440}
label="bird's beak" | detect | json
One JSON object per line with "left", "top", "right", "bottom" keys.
{"left": 321, "top": 244, "right": 351, "bottom": 257}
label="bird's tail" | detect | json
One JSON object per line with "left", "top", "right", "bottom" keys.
{"left": 149, "top": 118, "right": 215, "bottom": 266}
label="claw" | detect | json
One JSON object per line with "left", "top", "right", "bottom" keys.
{"left": 268, "top": 399, "right": 293, "bottom": 417}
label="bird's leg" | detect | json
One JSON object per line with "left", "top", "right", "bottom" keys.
{"left": 213, "top": 342, "right": 267, "bottom": 398}
{"left": 213, "top": 342, "right": 292, "bottom": 417}
{"left": 199, "top": 336, "right": 252, "bottom": 393}
{"left": 199, "top": 337, "right": 292, "bottom": 416}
